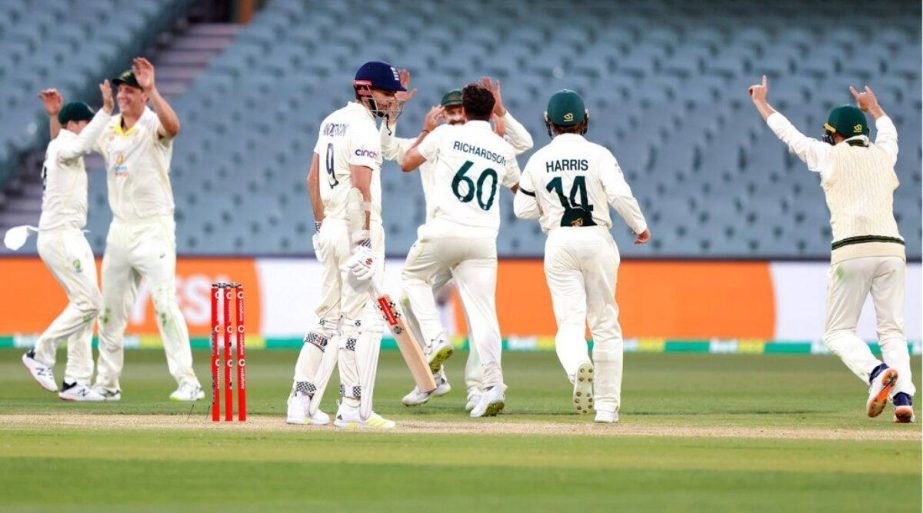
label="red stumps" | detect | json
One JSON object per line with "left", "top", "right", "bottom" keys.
{"left": 210, "top": 282, "right": 247, "bottom": 422}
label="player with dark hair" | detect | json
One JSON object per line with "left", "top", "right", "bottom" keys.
{"left": 382, "top": 76, "right": 533, "bottom": 410}
{"left": 749, "top": 76, "right": 914, "bottom": 422}
{"left": 399, "top": 83, "right": 521, "bottom": 417}
{"left": 513, "top": 90, "right": 650, "bottom": 423}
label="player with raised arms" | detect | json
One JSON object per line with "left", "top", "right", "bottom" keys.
{"left": 382, "top": 76, "right": 533, "bottom": 411}
{"left": 21, "top": 83, "right": 114, "bottom": 401}
{"left": 749, "top": 75, "right": 914, "bottom": 422}
{"left": 400, "top": 83, "right": 521, "bottom": 417}
{"left": 513, "top": 90, "right": 650, "bottom": 423}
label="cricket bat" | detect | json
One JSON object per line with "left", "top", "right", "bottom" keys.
{"left": 375, "top": 291, "right": 438, "bottom": 393}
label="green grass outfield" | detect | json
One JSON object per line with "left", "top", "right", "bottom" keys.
{"left": 0, "top": 349, "right": 920, "bottom": 513}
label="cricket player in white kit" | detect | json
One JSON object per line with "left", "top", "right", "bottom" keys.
{"left": 400, "top": 84, "right": 522, "bottom": 417}
{"left": 287, "top": 61, "right": 408, "bottom": 429}
{"left": 89, "top": 58, "right": 203, "bottom": 401}
{"left": 21, "top": 84, "right": 114, "bottom": 401}
{"left": 514, "top": 90, "right": 650, "bottom": 423}
{"left": 750, "top": 76, "right": 915, "bottom": 422}
{"left": 381, "top": 77, "right": 534, "bottom": 410}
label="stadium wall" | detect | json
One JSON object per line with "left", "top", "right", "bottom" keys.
{"left": 2, "top": 257, "right": 920, "bottom": 355}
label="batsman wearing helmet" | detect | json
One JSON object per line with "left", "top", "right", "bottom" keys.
{"left": 513, "top": 90, "right": 650, "bottom": 423}
{"left": 21, "top": 83, "right": 114, "bottom": 401}
{"left": 88, "top": 58, "right": 203, "bottom": 402}
{"left": 381, "top": 76, "right": 533, "bottom": 411}
{"left": 749, "top": 76, "right": 914, "bottom": 423}
{"left": 287, "top": 61, "right": 408, "bottom": 429}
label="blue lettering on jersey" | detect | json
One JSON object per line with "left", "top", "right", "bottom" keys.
{"left": 323, "top": 123, "right": 348, "bottom": 137}
{"left": 354, "top": 148, "right": 379, "bottom": 159}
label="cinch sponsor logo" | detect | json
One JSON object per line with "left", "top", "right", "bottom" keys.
{"left": 354, "top": 148, "right": 379, "bottom": 159}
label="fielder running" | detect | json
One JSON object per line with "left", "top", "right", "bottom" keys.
{"left": 400, "top": 83, "right": 522, "bottom": 417}
{"left": 513, "top": 90, "right": 650, "bottom": 423}
{"left": 381, "top": 76, "right": 533, "bottom": 410}
{"left": 287, "top": 61, "right": 408, "bottom": 429}
{"left": 85, "top": 58, "right": 203, "bottom": 401}
{"left": 749, "top": 76, "right": 915, "bottom": 422}
{"left": 21, "top": 83, "right": 114, "bottom": 401}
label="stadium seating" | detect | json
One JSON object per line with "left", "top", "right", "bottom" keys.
{"left": 9, "top": 0, "right": 923, "bottom": 259}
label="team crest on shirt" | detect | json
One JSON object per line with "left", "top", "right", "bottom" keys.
{"left": 72, "top": 259, "right": 82, "bottom": 273}
{"left": 114, "top": 153, "right": 128, "bottom": 176}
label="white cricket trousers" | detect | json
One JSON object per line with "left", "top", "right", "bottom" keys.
{"left": 544, "top": 226, "right": 623, "bottom": 414}
{"left": 823, "top": 255, "right": 915, "bottom": 397}
{"left": 402, "top": 220, "right": 503, "bottom": 389}
{"left": 95, "top": 217, "right": 200, "bottom": 391}
{"left": 297, "top": 219, "right": 385, "bottom": 404}
{"left": 33, "top": 228, "right": 102, "bottom": 385}
{"left": 400, "top": 265, "right": 484, "bottom": 393}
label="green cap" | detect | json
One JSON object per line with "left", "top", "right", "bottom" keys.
{"left": 824, "top": 105, "right": 868, "bottom": 137}
{"left": 112, "top": 69, "right": 142, "bottom": 89}
{"left": 58, "top": 102, "right": 94, "bottom": 124}
{"left": 441, "top": 89, "right": 463, "bottom": 107}
{"left": 546, "top": 89, "right": 586, "bottom": 127}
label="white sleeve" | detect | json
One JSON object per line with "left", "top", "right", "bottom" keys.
{"left": 348, "top": 124, "right": 381, "bottom": 169}
{"left": 417, "top": 125, "right": 444, "bottom": 162}
{"left": 502, "top": 111, "right": 534, "bottom": 155}
{"left": 57, "top": 110, "right": 112, "bottom": 162}
{"left": 766, "top": 112, "right": 832, "bottom": 176}
{"left": 513, "top": 160, "right": 540, "bottom": 220}
{"left": 380, "top": 120, "right": 415, "bottom": 163}
{"left": 600, "top": 151, "right": 647, "bottom": 234}
{"left": 502, "top": 148, "right": 521, "bottom": 189}
{"left": 873, "top": 115, "right": 899, "bottom": 165}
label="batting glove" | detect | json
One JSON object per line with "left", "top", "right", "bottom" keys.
{"left": 346, "top": 241, "right": 376, "bottom": 281}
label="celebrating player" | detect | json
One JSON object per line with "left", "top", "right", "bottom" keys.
{"left": 287, "top": 61, "right": 407, "bottom": 429}
{"left": 81, "top": 58, "right": 204, "bottom": 401}
{"left": 749, "top": 75, "right": 914, "bottom": 422}
{"left": 21, "top": 83, "right": 114, "bottom": 401}
{"left": 399, "top": 83, "right": 522, "bottom": 417}
{"left": 513, "top": 90, "right": 650, "bottom": 423}
{"left": 382, "top": 75, "right": 533, "bottom": 410}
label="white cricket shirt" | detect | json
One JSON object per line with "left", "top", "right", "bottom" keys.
{"left": 314, "top": 102, "right": 383, "bottom": 224}
{"left": 39, "top": 109, "right": 111, "bottom": 231}
{"left": 416, "top": 120, "right": 520, "bottom": 233}
{"left": 514, "top": 133, "right": 647, "bottom": 234}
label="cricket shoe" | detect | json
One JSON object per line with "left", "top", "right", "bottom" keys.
{"left": 401, "top": 375, "right": 451, "bottom": 406}
{"left": 866, "top": 365, "right": 898, "bottom": 418}
{"left": 90, "top": 385, "right": 121, "bottom": 401}
{"left": 426, "top": 338, "right": 454, "bottom": 373}
{"left": 170, "top": 382, "right": 205, "bottom": 401}
{"left": 465, "top": 390, "right": 482, "bottom": 412}
{"left": 470, "top": 385, "right": 505, "bottom": 418}
{"left": 595, "top": 410, "right": 618, "bottom": 423}
{"left": 333, "top": 403, "right": 395, "bottom": 430}
{"left": 286, "top": 392, "right": 330, "bottom": 425}
{"left": 893, "top": 393, "right": 915, "bottom": 423}
{"left": 22, "top": 351, "right": 57, "bottom": 392}
{"left": 58, "top": 382, "right": 105, "bottom": 402}
{"left": 573, "top": 362, "right": 595, "bottom": 415}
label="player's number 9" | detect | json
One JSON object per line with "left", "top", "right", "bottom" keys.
{"left": 452, "top": 160, "right": 498, "bottom": 211}
{"left": 325, "top": 142, "right": 339, "bottom": 187}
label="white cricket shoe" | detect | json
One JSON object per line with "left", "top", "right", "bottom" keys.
{"left": 470, "top": 385, "right": 505, "bottom": 417}
{"left": 333, "top": 403, "right": 396, "bottom": 430}
{"left": 90, "top": 385, "right": 121, "bottom": 401}
{"left": 426, "top": 338, "right": 454, "bottom": 373}
{"left": 286, "top": 392, "right": 330, "bottom": 425}
{"left": 401, "top": 375, "right": 452, "bottom": 406}
{"left": 573, "top": 362, "right": 595, "bottom": 415}
{"left": 595, "top": 410, "right": 618, "bottom": 423}
{"left": 866, "top": 366, "right": 898, "bottom": 418}
{"left": 58, "top": 382, "right": 105, "bottom": 402}
{"left": 170, "top": 382, "right": 205, "bottom": 402}
{"left": 465, "top": 390, "right": 482, "bottom": 412}
{"left": 22, "top": 351, "right": 57, "bottom": 392}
